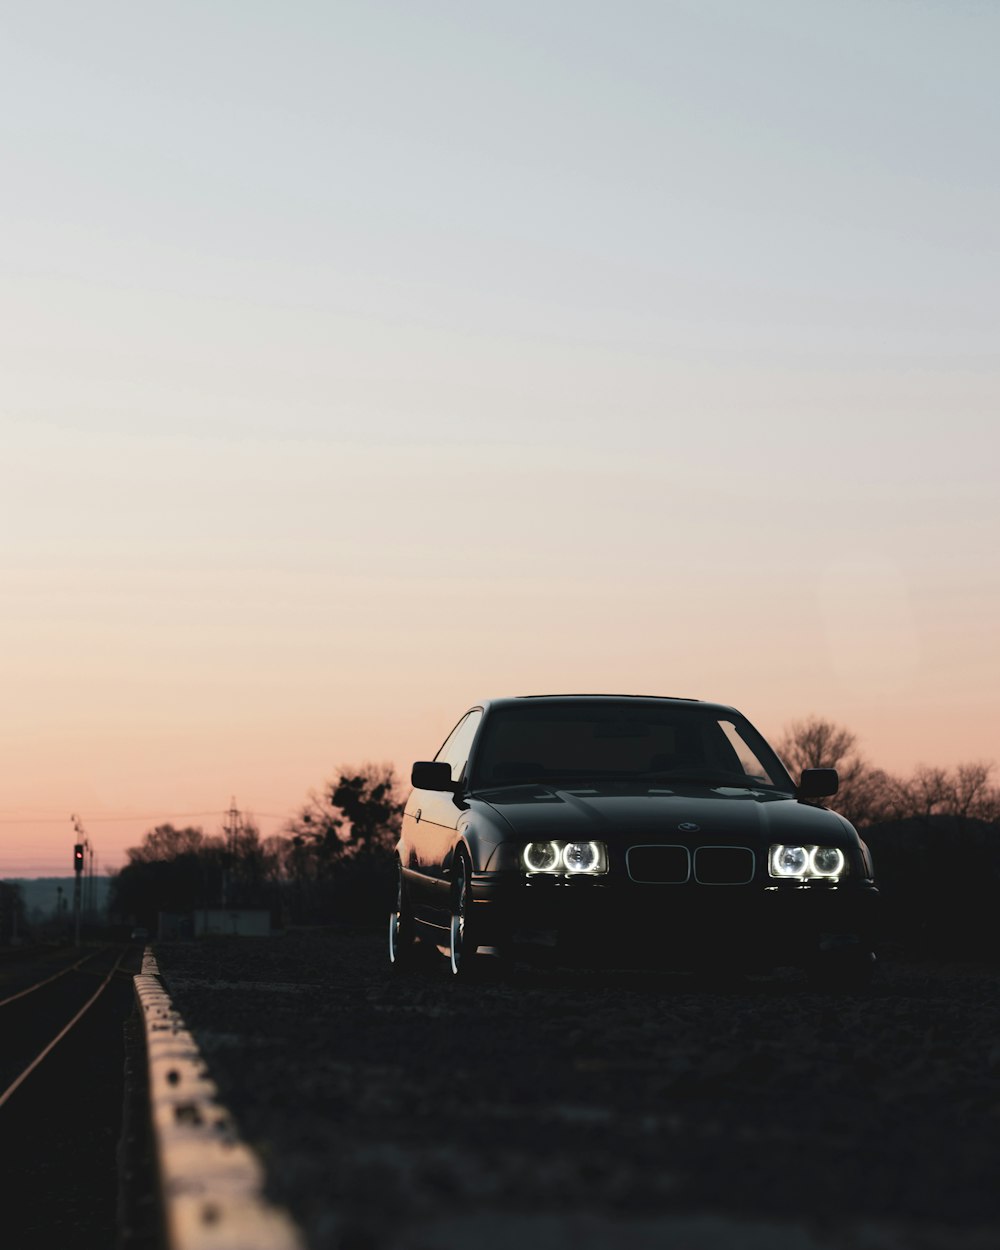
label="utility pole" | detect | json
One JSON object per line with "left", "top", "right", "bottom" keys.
{"left": 221, "top": 798, "right": 241, "bottom": 907}
{"left": 86, "top": 840, "right": 95, "bottom": 920}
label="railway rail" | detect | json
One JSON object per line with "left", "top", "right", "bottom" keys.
{"left": 0, "top": 944, "right": 127, "bottom": 1108}
{"left": 0, "top": 942, "right": 139, "bottom": 1248}
{"left": 0, "top": 941, "right": 295, "bottom": 1249}
{"left": 0, "top": 943, "right": 112, "bottom": 1008}
{"left": 134, "top": 948, "right": 306, "bottom": 1250}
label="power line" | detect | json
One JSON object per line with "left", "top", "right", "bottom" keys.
{"left": 0, "top": 810, "right": 290, "bottom": 825}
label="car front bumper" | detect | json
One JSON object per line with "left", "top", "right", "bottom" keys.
{"left": 469, "top": 871, "right": 880, "bottom": 965}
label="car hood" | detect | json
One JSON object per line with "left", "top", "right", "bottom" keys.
{"left": 475, "top": 781, "right": 853, "bottom": 847}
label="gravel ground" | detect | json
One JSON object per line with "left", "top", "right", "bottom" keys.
{"left": 156, "top": 933, "right": 1000, "bottom": 1250}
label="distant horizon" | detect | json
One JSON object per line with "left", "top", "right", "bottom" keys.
{"left": 4, "top": 714, "right": 997, "bottom": 879}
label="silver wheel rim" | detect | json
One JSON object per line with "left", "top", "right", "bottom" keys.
{"left": 388, "top": 910, "right": 400, "bottom": 964}
{"left": 389, "top": 864, "right": 404, "bottom": 965}
{"left": 449, "top": 862, "right": 467, "bottom": 975}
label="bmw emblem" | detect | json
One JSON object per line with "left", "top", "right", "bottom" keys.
{"left": 678, "top": 822, "right": 700, "bottom": 833}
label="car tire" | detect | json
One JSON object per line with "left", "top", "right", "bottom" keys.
{"left": 388, "top": 859, "right": 418, "bottom": 970}
{"left": 448, "top": 852, "right": 479, "bottom": 979}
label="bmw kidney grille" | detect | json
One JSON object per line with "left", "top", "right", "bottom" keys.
{"left": 626, "top": 845, "right": 690, "bottom": 883}
{"left": 692, "top": 846, "right": 755, "bottom": 884}
{"left": 626, "top": 844, "right": 756, "bottom": 885}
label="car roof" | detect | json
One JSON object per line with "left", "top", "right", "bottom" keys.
{"left": 474, "top": 694, "right": 741, "bottom": 717}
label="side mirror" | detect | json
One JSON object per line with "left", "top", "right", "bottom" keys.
{"left": 797, "top": 768, "right": 839, "bottom": 799}
{"left": 411, "top": 761, "right": 455, "bottom": 792}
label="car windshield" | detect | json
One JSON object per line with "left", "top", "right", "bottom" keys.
{"left": 471, "top": 701, "right": 794, "bottom": 792}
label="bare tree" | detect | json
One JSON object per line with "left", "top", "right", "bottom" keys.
{"left": 895, "top": 761, "right": 1000, "bottom": 829}
{"left": 949, "top": 762, "right": 1000, "bottom": 825}
{"left": 775, "top": 717, "right": 900, "bottom": 827}
{"left": 777, "top": 718, "right": 860, "bottom": 778}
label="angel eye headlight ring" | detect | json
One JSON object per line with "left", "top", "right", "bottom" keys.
{"left": 770, "top": 844, "right": 809, "bottom": 878}
{"left": 523, "top": 841, "right": 561, "bottom": 872}
{"left": 809, "top": 845, "right": 845, "bottom": 877}
{"left": 562, "top": 841, "right": 607, "bottom": 874}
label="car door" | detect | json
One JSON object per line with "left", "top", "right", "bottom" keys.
{"left": 408, "top": 708, "right": 483, "bottom": 920}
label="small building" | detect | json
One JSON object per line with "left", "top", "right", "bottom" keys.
{"left": 156, "top": 908, "right": 273, "bottom": 939}
{"left": 193, "top": 908, "right": 272, "bottom": 938}
{"left": 157, "top": 911, "right": 195, "bottom": 940}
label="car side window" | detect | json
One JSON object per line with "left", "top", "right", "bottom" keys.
{"left": 433, "top": 715, "right": 469, "bottom": 772}
{"left": 435, "top": 709, "right": 483, "bottom": 784}
{"left": 716, "top": 719, "right": 775, "bottom": 784}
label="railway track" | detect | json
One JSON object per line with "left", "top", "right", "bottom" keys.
{"left": 0, "top": 943, "right": 112, "bottom": 1009}
{"left": 0, "top": 942, "right": 140, "bottom": 1249}
{"left": 0, "top": 944, "right": 127, "bottom": 1108}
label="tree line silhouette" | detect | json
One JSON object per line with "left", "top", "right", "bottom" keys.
{"left": 107, "top": 722, "right": 1000, "bottom": 957}
{"left": 109, "top": 764, "right": 403, "bottom": 931}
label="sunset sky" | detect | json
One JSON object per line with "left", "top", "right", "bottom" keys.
{"left": 2, "top": 2, "right": 998, "bottom": 876}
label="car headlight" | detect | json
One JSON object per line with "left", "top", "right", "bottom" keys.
{"left": 523, "top": 840, "right": 608, "bottom": 875}
{"left": 810, "top": 846, "right": 845, "bottom": 877}
{"left": 769, "top": 844, "right": 846, "bottom": 880}
{"left": 523, "top": 841, "right": 562, "bottom": 872}
{"left": 562, "top": 841, "right": 607, "bottom": 874}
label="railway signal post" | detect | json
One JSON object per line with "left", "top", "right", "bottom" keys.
{"left": 73, "top": 841, "right": 84, "bottom": 946}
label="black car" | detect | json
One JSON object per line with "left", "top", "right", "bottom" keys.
{"left": 390, "top": 695, "right": 879, "bottom": 985}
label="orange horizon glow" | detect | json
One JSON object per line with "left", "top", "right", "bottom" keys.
{"left": 3, "top": 677, "right": 997, "bottom": 878}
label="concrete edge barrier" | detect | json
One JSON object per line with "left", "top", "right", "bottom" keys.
{"left": 135, "top": 946, "right": 307, "bottom": 1250}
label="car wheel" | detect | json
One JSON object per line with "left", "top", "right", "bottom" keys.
{"left": 388, "top": 859, "right": 417, "bottom": 970}
{"left": 449, "top": 853, "right": 478, "bottom": 978}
